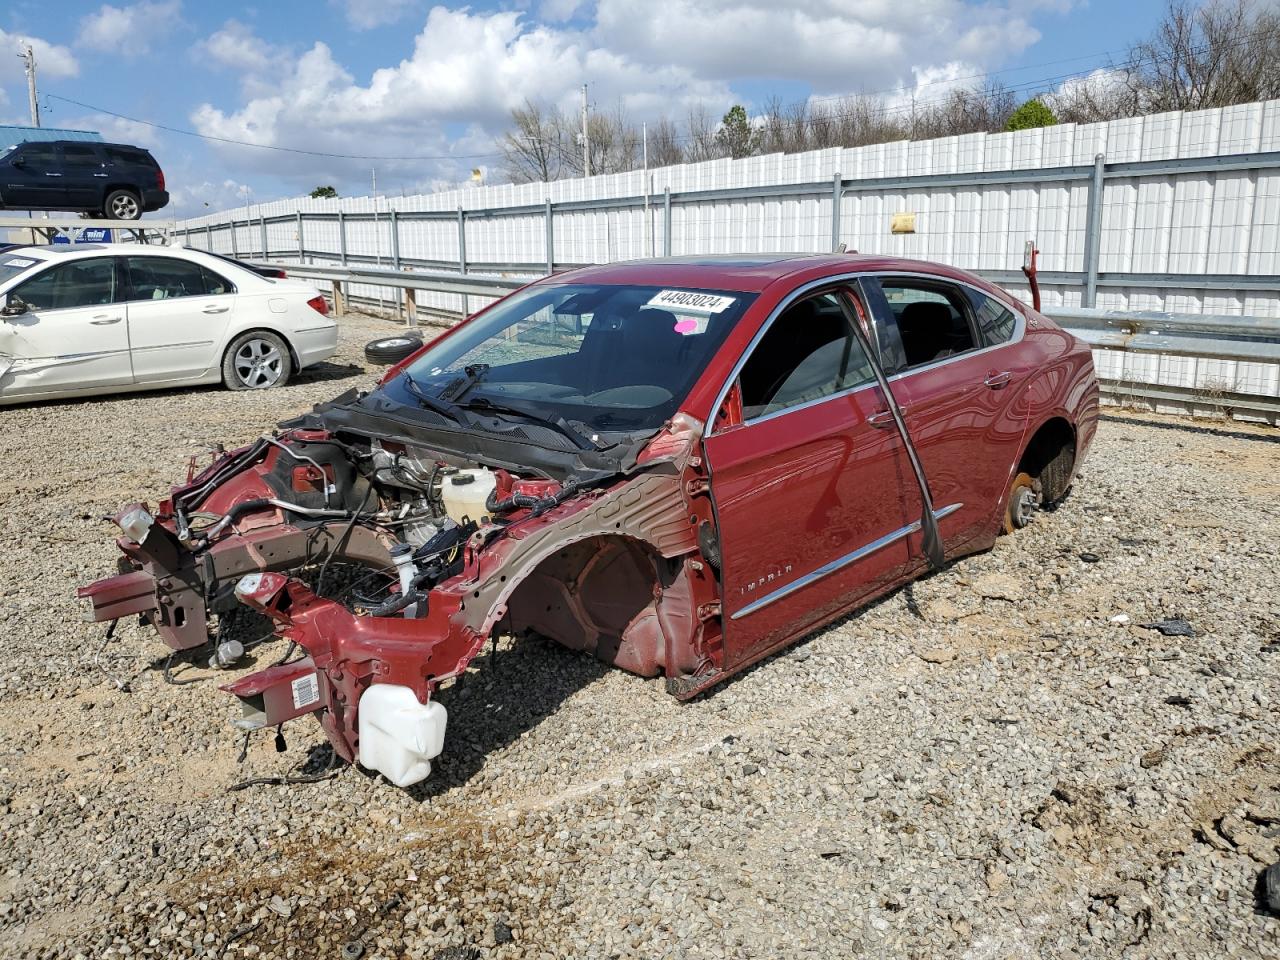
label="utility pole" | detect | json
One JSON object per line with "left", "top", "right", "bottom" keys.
{"left": 581, "top": 83, "right": 590, "bottom": 178}
{"left": 20, "top": 43, "right": 40, "bottom": 127}
{"left": 642, "top": 121, "right": 651, "bottom": 257}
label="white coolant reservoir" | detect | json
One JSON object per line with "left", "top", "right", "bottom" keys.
{"left": 440, "top": 467, "right": 497, "bottom": 525}
{"left": 357, "top": 684, "right": 448, "bottom": 787}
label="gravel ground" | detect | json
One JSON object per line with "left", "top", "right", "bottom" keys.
{"left": 1, "top": 312, "right": 1278, "bottom": 960}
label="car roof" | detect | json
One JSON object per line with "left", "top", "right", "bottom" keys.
{"left": 544, "top": 253, "right": 999, "bottom": 294}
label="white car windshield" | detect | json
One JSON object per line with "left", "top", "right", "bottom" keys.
{"left": 0, "top": 252, "right": 47, "bottom": 286}
{"left": 401, "top": 282, "right": 756, "bottom": 432}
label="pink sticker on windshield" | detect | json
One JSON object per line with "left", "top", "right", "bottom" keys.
{"left": 674, "top": 316, "right": 708, "bottom": 336}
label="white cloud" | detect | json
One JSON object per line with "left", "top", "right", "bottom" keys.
{"left": 338, "top": 0, "right": 419, "bottom": 31}
{"left": 0, "top": 29, "right": 79, "bottom": 83}
{"left": 593, "top": 0, "right": 1039, "bottom": 94}
{"left": 189, "top": 9, "right": 732, "bottom": 188}
{"left": 196, "top": 19, "right": 281, "bottom": 72}
{"left": 76, "top": 1, "right": 182, "bottom": 56}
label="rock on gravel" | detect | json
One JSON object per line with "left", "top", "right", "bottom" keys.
{"left": 0, "top": 315, "right": 1277, "bottom": 959}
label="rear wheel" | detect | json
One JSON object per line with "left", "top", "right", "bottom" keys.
{"left": 104, "top": 190, "right": 142, "bottom": 221}
{"left": 1003, "top": 471, "right": 1039, "bottom": 534}
{"left": 222, "top": 332, "right": 292, "bottom": 390}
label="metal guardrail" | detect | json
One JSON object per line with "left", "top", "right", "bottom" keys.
{"left": 256, "top": 259, "right": 1279, "bottom": 421}
{"left": 189, "top": 148, "right": 1280, "bottom": 307}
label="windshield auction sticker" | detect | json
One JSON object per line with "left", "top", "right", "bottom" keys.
{"left": 3, "top": 258, "right": 37, "bottom": 268}
{"left": 646, "top": 290, "right": 736, "bottom": 314}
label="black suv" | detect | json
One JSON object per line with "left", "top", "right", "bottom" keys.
{"left": 0, "top": 140, "right": 169, "bottom": 220}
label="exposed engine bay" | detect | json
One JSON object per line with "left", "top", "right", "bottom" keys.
{"left": 78, "top": 396, "right": 723, "bottom": 787}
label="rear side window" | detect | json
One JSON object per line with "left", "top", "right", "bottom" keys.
{"left": 104, "top": 146, "right": 154, "bottom": 167}
{"left": 13, "top": 258, "right": 117, "bottom": 310}
{"left": 877, "top": 280, "right": 976, "bottom": 369}
{"left": 737, "top": 292, "right": 874, "bottom": 420}
{"left": 124, "top": 257, "right": 230, "bottom": 300}
{"left": 969, "top": 291, "right": 1018, "bottom": 346}
{"left": 60, "top": 144, "right": 102, "bottom": 167}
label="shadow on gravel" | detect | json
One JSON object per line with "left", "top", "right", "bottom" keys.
{"left": 293, "top": 361, "right": 365, "bottom": 383}
{"left": 1100, "top": 412, "right": 1280, "bottom": 444}
{"left": 405, "top": 635, "right": 609, "bottom": 803}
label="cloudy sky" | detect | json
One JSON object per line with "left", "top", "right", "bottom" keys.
{"left": 1, "top": 0, "right": 1168, "bottom": 216}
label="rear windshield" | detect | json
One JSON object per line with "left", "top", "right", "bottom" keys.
{"left": 401, "top": 282, "right": 756, "bottom": 433}
{"left": 0, "top": 253, "right": 46, "bottom": 285}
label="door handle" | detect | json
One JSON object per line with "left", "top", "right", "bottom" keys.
{"left": 868, "top": 407, "right": 907, "bottom": 429}
{"left": 984, "top": 371, "right": 1012, "bottom": 389}
{"left": 93, "top": 173, "right": 109, "bottom": 178}
{"left": 44, "top": 172, "right": 63, "bottom": 177}
{"left": 90, "top": 315, "right": 122, "bottom": 325}
{"left": 202, "top": 305, "right": 230, "bottom": 314}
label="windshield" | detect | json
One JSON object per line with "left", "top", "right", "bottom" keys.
{"left": 398, "top": 282, "right": 756, "bottom": 433}
{"left": 0, "top": 252, "right": 47, "bottom": 286}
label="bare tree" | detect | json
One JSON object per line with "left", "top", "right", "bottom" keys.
{"left": 500, "top": 100, "right": 567, "bottom": 184}
{"left": 648, "top": 115, "right": 684, "bottom": 167}
{"left": 684, "top": 104, "right": 724, "bottom": 162}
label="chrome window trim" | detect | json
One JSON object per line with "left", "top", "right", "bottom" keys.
{"left": 730, "top": 502, "right": 964, "bottom": 620}
{"left": 707, "top": 270, "right": 1025, "bottom": 437}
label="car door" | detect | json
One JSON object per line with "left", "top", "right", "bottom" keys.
{"left": 0, "top": 256, "right": 131, "bottom": 399}
{"left": 702, "top": 285, "right": 928, "bottom": 670}
{"left": 57, "top": 143, "right": 107, "bottom": 209}
{"left": 863, "top": 275, "right": 1034, "bottom": 555}
{"left": 123, "top": 256, "right": 237, "bottom": 383}
{"left": 1, "top": 142, "right": 64, "bottom": 209}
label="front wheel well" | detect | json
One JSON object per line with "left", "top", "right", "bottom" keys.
{"left": 1018, "top": 416, "right": 1076, "bottom": 504}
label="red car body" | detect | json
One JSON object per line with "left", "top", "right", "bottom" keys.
{"left": 79, "top": 254, "right": 1098, "bottom": 786}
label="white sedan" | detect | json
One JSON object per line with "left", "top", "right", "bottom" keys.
{"left": 0, "top": 244, "right": 337, "bottom": 404}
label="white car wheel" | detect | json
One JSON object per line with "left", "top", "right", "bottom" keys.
{"left": 223, "top": 332, "right": 292, "bottom": 390}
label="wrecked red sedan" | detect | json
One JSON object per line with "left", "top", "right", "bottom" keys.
{"left": 80, "top": 255, "right": 1098, "bottom": 786}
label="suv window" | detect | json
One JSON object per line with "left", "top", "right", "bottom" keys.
{"left": 104, "top": 146, "right": 154, "bottom": 167}
{"left": 15, "top": 143, "right": 57, "bottom": 166}
{"left": 968, "top": 290, "right": 1018, "bottom": 346}
{"left": 125, "top": 257, "right": 229, "bottom": 300}
{"left": 738, "top": 292, "right": 874, "bottom": 420}
{"left": 61, "top": 144, "right": 102, "bottom": 167}
{"left": 877, "top": 280, "right": 976, "bottom": 368}
{"left": 14, "top": 258, "right": 117, "bottom": 311}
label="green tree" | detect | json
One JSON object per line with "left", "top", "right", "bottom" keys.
{"left": 309, "top": 185, "right": 338, "bottom": 199}
{"left": 715, "top": 104, "right": 755, "bottom": 158}
{"left": 1004, "top": 99, "right": 1058, "bottom": 132}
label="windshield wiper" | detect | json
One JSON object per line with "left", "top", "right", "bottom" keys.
{"left": 440, "top": 363, "right": 490, "bottom": 403}
{"left": 458, "top": 395, "right": 603, "bottom": 451}
{"left": 401, "top": 373, "right": 464, "bottom": 423}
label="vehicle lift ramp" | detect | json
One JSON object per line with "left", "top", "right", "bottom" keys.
{"left": 0, "top": 215, "right": 177, "bottom": 246}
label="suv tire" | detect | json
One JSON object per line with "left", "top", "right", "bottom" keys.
{"left": 222, "top": 331, "right": 293, "bottom": 390}
{"left": 104, "top": 189, "right": 142, "bottom": 220}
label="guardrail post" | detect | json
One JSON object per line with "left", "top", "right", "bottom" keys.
{"left": 259, "top": 215, "right": 268, "bottom": 259}
{"left": 296, "top": 212, "right": 304, "bottom": 260}
{"left": 831, "top": 172, "right": 842, "bottom": 251}
{"left": 663, "top": 187, "right": 672, "bottom": 256}
{"left": 545, "top": 198, "right": 554, "bottom": 275}
{"left": 1082, "top": 152, "right": 1105, "bottom": 307}
{"left": 338, "top": 210, "right": 348, "bottom": 265}
{"left": 457, "top": 207, "right": 468, "bottom": 317}
{"left": 206, "top": 223, "right": 212, "bottom": 252}
{"left": 230, "top": 218, "right": 238, "bottom": 258}
{"left": 332, "top": 280, "right": 346, "bottom": 318}
{"left": 404, "top": 287, "right": 417, "bottom": 329}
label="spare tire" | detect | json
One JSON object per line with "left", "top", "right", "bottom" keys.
{"left": 364, "top": 334, "right": 424, "bottom": 365}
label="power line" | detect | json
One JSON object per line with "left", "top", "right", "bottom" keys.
{"left": 42, "top": 93, "right": 505, "bottom": 162}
